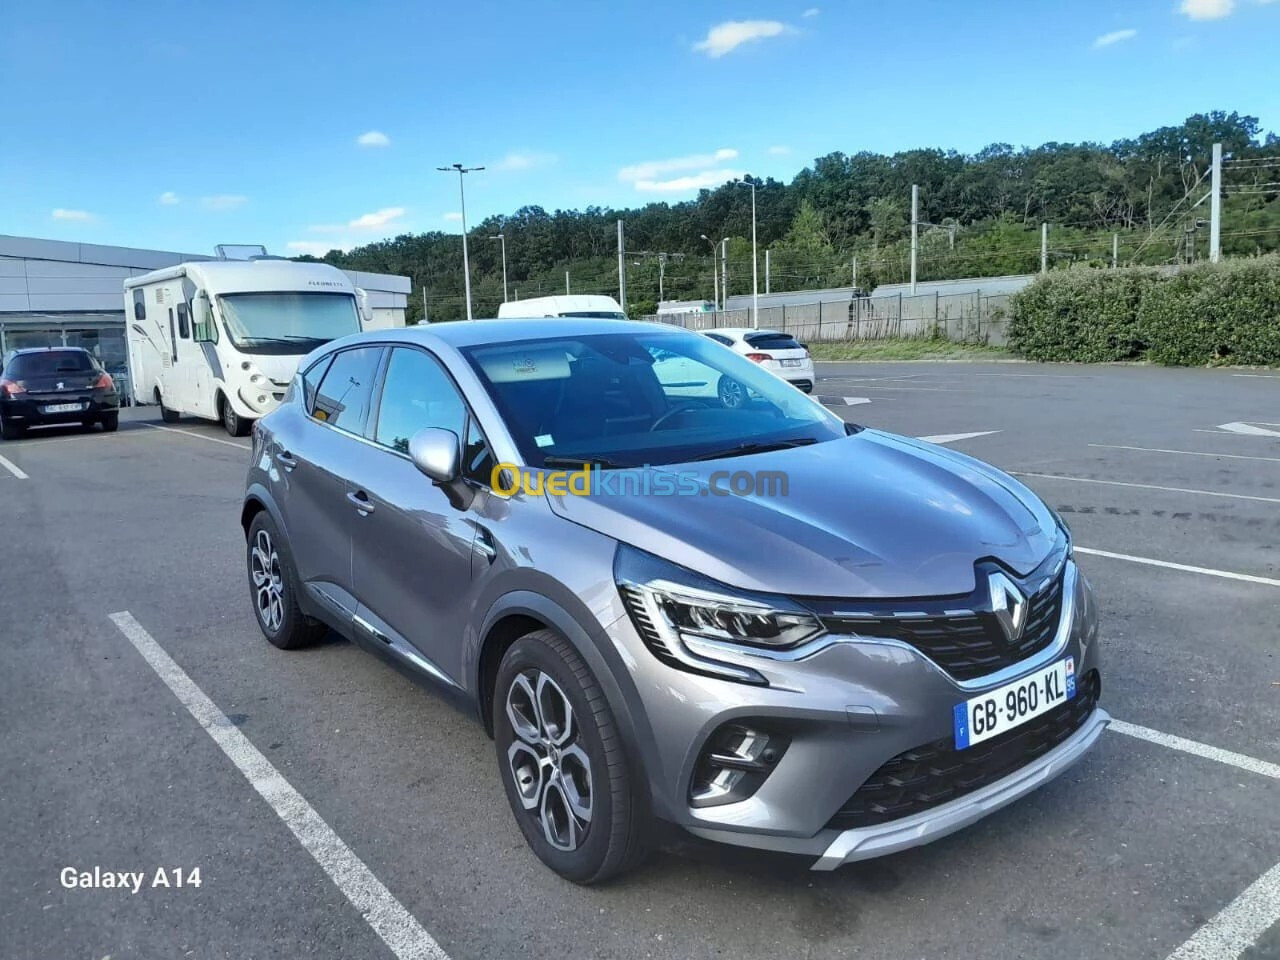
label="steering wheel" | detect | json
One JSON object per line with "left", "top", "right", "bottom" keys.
{"left": 649, "top": 403, "right": 701, "bottom": 432}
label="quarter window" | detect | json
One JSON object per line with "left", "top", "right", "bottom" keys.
{"left": 311, "top": 347, "right": 382, "bottom": 433}
{"left": 373, "top": 348, "right": 466, "bottom": 454}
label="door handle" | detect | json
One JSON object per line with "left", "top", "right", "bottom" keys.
{"left": 275, "top": 450, "right": 298, "bottom": 471}
{"left": 347, "top": 490, "right": 375, "bottom": 515}
{"left": 475, "top": 526, "right": 497, "bottom": 563}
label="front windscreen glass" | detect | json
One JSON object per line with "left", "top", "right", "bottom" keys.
{"left": 217, "top": 292, "right": 360, "bottom": 355}
{"left": 461, "top": 329, "right": 844, "bottom": 467}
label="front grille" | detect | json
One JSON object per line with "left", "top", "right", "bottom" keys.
{"left": 813, "top": 554, "right": 1067, "bottom": 683}
{"left": 827, "top": 670, "right": 1100, "bottom": 830}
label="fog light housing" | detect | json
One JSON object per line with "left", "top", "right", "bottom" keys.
{"left": 690, "top": 722, "right": 790, "bottom": 808}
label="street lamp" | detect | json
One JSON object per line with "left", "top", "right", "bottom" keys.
{"left": 699, "top": 234, "right": 719, "bottom": 310}
{"left": 735, "top": 177, "right": 759, "bottom": 329}
{"left": 489, "top": 233, "right": 508, "bottom": 303}
{"left": 436, "top": 163, "right": 484, "bottom": 320}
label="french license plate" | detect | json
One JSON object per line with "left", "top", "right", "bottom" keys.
{"left": 43, "top": 402, "right": 85, "bottom": 414}
{"left": 780, "top": 358, "right": 803, "bottom": 368}
{"left": 954, "top": 657, "right": 1075, "bottom": 750}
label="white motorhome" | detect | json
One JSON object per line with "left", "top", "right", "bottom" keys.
{"left": 496, "top": 294, "right": 626, "bottom": 320}
{"left": 124, "top": 258, "right": 371, "bottom": 435}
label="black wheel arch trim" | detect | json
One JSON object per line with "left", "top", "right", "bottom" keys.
{"left": 476, "top": 589, "right": 670, "bottom": 822}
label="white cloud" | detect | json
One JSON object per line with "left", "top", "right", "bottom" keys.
{"left": 356, "top": 130, "right": 390, "bottom": 147}
{"left": 51, "top": 208, "right": 96, "bottom": 222}
{"left": 768, "top": 145, "right": 791, "bottom": 156}
{"left": 491, "top": 150, "right": 556, "bottom": 171}
{"left": 1093, "top": 28, "right": 1138, "bottom": 48}
{"left": 286, "top": 240, "right": 348, "bottom": 257}
{"left": 1179, "top": 0, "right": 1235, "bottom": 19}
{"left": 618, "top": 148, "right": 738, "bottom": 183}
{"left": 634, "top": 169, "right": 746, "bottom": 193}
{"left": 802, "top": 7, "right": 820, "bottom": 16}
{"left": 158, "top": 191, "right": 180, "bottom": 205}
{"left": 693, "top": 20, "right": 791, "bottom": 57}
{"left": 347, "top": 206, "right": 406, "bottom": 230}
{"left": 201, "top": 194, "right": 247, "bottom": 211}
{"left": 442, "top": 212, "right": 463, "bottom": 222}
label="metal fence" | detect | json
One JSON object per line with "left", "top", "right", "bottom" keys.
{"left": 649, "top": 290, "right": 1014, "bottom": 346}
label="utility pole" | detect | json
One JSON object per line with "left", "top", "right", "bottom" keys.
{"left": 1112, "top": 233, "right": 1119, "bottom": 269}
{"left": 1040, "top": 222, "right": 1048, "bottom": 275}
{"left": 436, "top": 163, "right": 484, "bottom": 321}
{"left": 422, "top": 286, "right": 429, "bottom": 324}
{"left": 489, "top": 234, "right": 508, "bottom": 302}
{"left": 700, "top": 234, "right": 718, "bottom": 309}
{"left": 658, "top": 253, "right": 666, "bottom": 303}
{"left": 616, "top": 219, "right": 627, "bottom": 312}
{"left": 852, "top": 255, "right": 858, "bottom": 289}
{"left": 764, "top": 249, "right": 770, "bottom": 294}
{"left": 565, "top": 270, "right": 570, "bottom": 295}
{"left": 721, "top": 238, "right": 729, "bottom": 304}
{"left": 1209, "top": 142, "right": 1223, "bottom": 263}
{"left": 909, "top": 184, "right": 919, "bottom": 294}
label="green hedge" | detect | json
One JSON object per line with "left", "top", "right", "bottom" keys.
{"left": 1008, "top": 255, "right": 1280, "bottom": 365}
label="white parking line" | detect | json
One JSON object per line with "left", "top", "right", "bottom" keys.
{"left": 0, "top": 452, "right": 29, "bottom": 479}
{"left": 1110, "top": 720, "right": 1280, "bottom": 780}
{"left": 1012, "top": 472, "right": 1280, "bottom": 505}
{"left": 1232, "top": 373, "right": 1280, "bottom": 379}
{"left": 917, "top": 431, "right": 1000, "bottom": 445}
{"left": 1164, "top": 860, "right": 1280, "bottom": 960}
{"left": 1089, "top": 443, "right": 1280, "bottom": 464}
{"left": 1074, "top": 547, "right": 1280, "bottom": 588}
{"left": 108, "top": 611, "right": 448, "bottom": 960}
{"left": 143, "top": 423, "right": 250, "bottom": 450}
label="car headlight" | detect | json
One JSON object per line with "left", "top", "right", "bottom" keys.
{"left": 615, "top": 546, "right": 824, "bottom": 685}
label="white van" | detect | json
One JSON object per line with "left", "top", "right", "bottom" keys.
{"left": 496, "top": 294, "right": 626, "bottom": 320}
{"left": 124, "top": 259, "right": 370, "bottom": 435}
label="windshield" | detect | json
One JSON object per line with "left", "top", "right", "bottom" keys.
{"left": 461, "top": 330, "right": 845, "bottom": 467}
{"left": 218, "top": 292, "right": 360, "bottom": 355}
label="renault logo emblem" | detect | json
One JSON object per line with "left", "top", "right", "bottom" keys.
{"left": 988, "top": 571, "right": 1027, "bottom": 643}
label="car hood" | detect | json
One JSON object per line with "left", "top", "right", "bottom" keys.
{"left": 545, "top": 430, "right": 1060, "bottom": 598}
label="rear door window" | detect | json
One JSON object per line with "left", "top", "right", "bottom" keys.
{"left": 311, "top": 347, "right": 383, "bottom": 434}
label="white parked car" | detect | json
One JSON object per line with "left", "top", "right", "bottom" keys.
{"left": 702, "top": 328, "right": 815, "bottom": 393}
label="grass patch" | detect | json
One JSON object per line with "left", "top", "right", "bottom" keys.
{"left": 807, "top": 338, "right": 1015, "bottom": 362}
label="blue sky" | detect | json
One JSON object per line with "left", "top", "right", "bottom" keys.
{"left": 2, "top": 0, "right": 1277, "bottom": 257}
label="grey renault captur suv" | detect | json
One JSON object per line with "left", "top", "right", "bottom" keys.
{"left": 241, "top": 318, "right": 1108, "bottom": 883}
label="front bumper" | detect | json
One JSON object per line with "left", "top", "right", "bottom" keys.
{"left": 604, "top": 558, "right": 1104, "bottom": 866}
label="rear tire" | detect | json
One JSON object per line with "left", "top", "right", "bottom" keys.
{"left": 246, "top": 511, "right": 326, "bottom": 650}
{"left": 494, "top": 629, "right": 653, "bottom": 884}
{"left": 222, "top": 396, "right": 251, "bottom": 437}
{"left": 157, "top": 389, "right": 180, "bottom": 423}
{"left": 100, "top": 412, "right": 119, "bottom": 432}
{"left": 0, "top": 414, "right": 23, "bottom": 441}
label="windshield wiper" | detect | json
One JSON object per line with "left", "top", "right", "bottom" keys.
{"left": 687, "top": 437, "right": 821, "bottom": 462}
{"left": 542, "top": 455, "right": 623, "bottom": 469}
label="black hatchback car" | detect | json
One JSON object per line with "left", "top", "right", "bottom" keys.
{"left": 0, "top": 347, "right": 120, "bottom": 440}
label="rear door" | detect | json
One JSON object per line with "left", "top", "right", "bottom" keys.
{"left": 272, "top": 345, "right": 385, "bottom": 620}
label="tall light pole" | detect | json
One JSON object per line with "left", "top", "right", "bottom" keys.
{"left": 490, "top": 233, "right": 508, "bottom": 302}
{"left": 437, "top": 163, "right": 484, "bottom": 320}
{"left": 735, "top": 177, "right": 759, "bottom": 329}
{"left": 700, "top": 234, "right": 718, "bottom": 310}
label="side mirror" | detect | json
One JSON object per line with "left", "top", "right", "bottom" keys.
{"left": 355, "top": 288, "right": 374, "bottom": 327}
{"left": 409, "top": 427, "right": 460, "bottom": 483}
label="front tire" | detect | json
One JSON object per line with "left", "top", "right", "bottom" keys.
{"left": 246, "top": 512, "right": 325, "bottom": 650}
{"left": 156, "top": 389, "right": 180, "bottom": 423}
{"left": 494, "top": 630, "right": 652, "bottom": 884}
{"left": 222, "top": 395, "right": 251, "bottom": 437}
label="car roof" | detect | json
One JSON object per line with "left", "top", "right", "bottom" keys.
{"left": 319, "top": 317, "right": 690, "bottom": 355}
{"left": 703, "top": 327, "right": 787, "bottom": 338}
{"left": 8, "top": 346, "right": 91, "bottom": 356}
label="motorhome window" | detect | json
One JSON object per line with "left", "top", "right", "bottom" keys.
{"left": 176, "top": 303, "right": 191, "bottom": 339}
{"left": 311, "top": 347, "right": 381, "bottom": 433}
{"left": 218, "top": 292, "right": 360, "bottom": 355}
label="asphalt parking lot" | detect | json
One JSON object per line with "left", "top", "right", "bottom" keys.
{"left": 2, "top": 360, "right": 1278, "bottom": 960}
